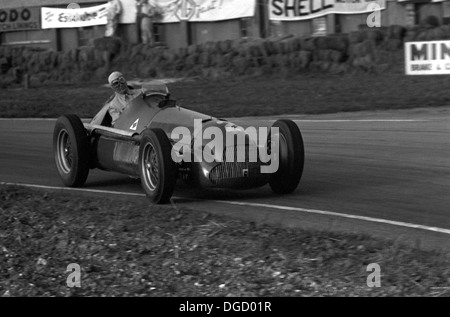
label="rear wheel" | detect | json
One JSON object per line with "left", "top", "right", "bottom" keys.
{"left": 139, "top": 129, "right": 177, "bottom": 204}
{"left": 53, "top": 115, "right": 90, "bottom": 187}
{"left": 268, "top": 119, "right": 304, "bottom": 194}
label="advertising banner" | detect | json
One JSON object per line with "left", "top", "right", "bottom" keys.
{"left": 397, "top": 1, "right": 444, "bottom": 2}
{"left": 41, "top": 4, "right": 109, "bottom": 29}
{"left": 0, "top": 7, "right": 40, "bottom": 32}
{"left": 153, "top": 0, "right": 256, "bottom": 23}
{"left": 269, "top": 0, "right": 386, "bottom": 21}
{"left": 119, "top": 0, "right": 138, "bottom": 24}
{"left": 405, "top": 41, "right": 450, "bottom": 75}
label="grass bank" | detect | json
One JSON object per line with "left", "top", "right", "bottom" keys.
{"left": 1, "top": 72, "right": 450, "bottom": 119}
{"left": 0, "top": 185, "right": 448, "bottom": 297}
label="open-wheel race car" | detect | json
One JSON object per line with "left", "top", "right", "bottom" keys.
{"left": 53, "top": 82, "right": 305, "bottom": 204}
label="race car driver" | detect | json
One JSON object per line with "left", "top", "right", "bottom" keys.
{"left": 106, "top": 71, "right": 140, "bottom": 126}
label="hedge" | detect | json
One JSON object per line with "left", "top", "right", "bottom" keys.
{"left": 1, "top": 24, "right": 450, "bottom": 86}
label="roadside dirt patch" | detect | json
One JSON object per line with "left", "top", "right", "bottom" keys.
{"left": 1, "top": 186, "right": 448, "bottom": 297}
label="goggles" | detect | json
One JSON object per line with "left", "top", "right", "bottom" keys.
{"left": 111, "top": 77, "right": 126, "bottom": 88}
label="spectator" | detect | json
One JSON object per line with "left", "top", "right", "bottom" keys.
{"left": 105, "top": 0, "right": 122, "bottom": 37}
{"left": 139, "top": 0, "right": 156, "bottom": 45}
{"left": 135, "top": 0, "right": 143, "bottom": 40}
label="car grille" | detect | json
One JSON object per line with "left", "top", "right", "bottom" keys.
{"left": 209, "top": 145, "right": 261, "bottom": 186}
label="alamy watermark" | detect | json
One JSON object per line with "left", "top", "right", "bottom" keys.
{"left": 366, "top": 263, "right": 381, "bottom": 287}
{"left": 64, "top": 262, "right": 381, "bottom": 289}
{"left": 66, "top": 263, "right": 81, "bottom": 288}
{"left": 171, "top": 120, "right": 281, "bottom": 174}
{"left": 366, "top": 2, "right": 382, "bottom": 28}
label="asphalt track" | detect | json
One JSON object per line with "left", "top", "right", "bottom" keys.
{"left": 1, "top": 106, "right": 449, "bottom": 251}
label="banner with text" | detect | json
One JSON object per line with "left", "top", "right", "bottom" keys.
{"left": 269, "top": 0, "right": 386, "bottom": 21}
{"left": 41, "top": 3, "right": 109, "bottom": 29}
{"left": 0, "top": 7, "right": 41, "bottom": 32}
{"left": 397, "top": 1, "right": 444, "bottom": 3}
{"left": 405, "top": 41, "right": 450, "bottom": 75}
{"left": 153, "top": 0, "right": 255, "bottom": 23}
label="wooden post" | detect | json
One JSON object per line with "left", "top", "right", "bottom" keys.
{"left": 180, "top": 20, "right": 191, "bottom": 47}
{"left": 327, "top": 14, "right": 336, "bottom": 35}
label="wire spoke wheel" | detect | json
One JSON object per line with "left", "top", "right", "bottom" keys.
{"left": 53, "top": 115, "right": 90, "bottom": 187}
{"left": 142, "top": 143, "right": 159, "bottom": 191}
{"left": 139, "top": 128, "right": 177, "bottom": 204}
{"left": 56, "top": 129, "right": 73, "bottom": 174}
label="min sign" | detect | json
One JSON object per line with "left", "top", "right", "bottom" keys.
{"left": 405, "top": 40, "right": 450, "bottom": 75}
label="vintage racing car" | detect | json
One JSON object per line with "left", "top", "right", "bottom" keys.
{"left": 53, "top": 82, "right": 305, "bottom": 204}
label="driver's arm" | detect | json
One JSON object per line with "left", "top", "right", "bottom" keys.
{"left": 108, "top": 107, "right": 121, "bottom": 126}
{"left": 106, "top": 95, "right": 123, "bottom": 126}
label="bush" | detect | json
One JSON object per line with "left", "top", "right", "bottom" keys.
{"left": 4, "top": 23, "right": 421, "bottom": 84}
{"left": 93, "top": 37, "right": 122, "bottom": 56}
{"left": 388, "top": 25, "right": 406, "bottom": 40}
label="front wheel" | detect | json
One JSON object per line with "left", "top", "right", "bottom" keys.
{"left": 53, "top": 115, "right": 90, "bottom": 187}
{"left": 268, "top": 119, "right": 305, "bottom": 194}
{"left": 139, "top": 128, "right": 177, "bottom": 204}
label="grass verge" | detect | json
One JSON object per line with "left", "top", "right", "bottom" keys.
{"left": 1, "top": 72, "right": 450, "bottom": 119}
{"left": 0, "top": 185, "right": 449, "bottom": 297}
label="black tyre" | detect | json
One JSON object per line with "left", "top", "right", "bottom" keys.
{"left": 268, "top": 119, "right": 305, "bottom": 194}
{"left": 53, "top": 115, "right": 90, "bottom": 187}
{"left": 139, "top": 128, "right": 177, "bottom": 204}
